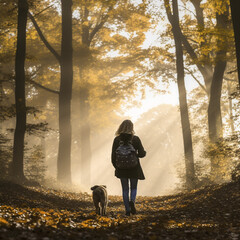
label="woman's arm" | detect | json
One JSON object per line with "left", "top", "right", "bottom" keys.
{"left": 136, "top": 137, "right": 146, "bottom": 158}
{"left": 111, "top": 137, "right": 118, "bottom": 168}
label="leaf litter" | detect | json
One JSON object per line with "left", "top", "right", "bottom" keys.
{"left": 0, "top": 180, "right": 240, "bottom": 239}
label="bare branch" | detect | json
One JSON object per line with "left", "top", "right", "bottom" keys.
{"left": 32, "top": 4, "right": 55, "bottom": 18}
{"left": 27, "top": 79, "right": 59, "bottom": 94}
{"left": 184, "top": 67, "right": 207, "bottom": 93}
{"left": 110, "top": 67, "right": 125, "bottom": 79}
{"left": 224, "top": 77, "right": 237, "bottom": 82}
{"left": 227, "top": 69, "right": 237, "bottom": 74}
{"left": 28, "top": 11, "right": 61, "bottom": 63}
{"left": 179, "top": 4, "right": 197, "bottom": 18}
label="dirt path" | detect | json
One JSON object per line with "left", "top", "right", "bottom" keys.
{"left": 0, "top": 180, "right": 240, "bottom": 239}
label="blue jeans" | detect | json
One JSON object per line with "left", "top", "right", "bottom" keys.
{"left": 120, "top": 178, "right": 138, "bottom": 213}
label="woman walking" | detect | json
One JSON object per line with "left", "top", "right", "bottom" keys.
{"left": 111, "top": 120, "right": 146, "bottom": 216}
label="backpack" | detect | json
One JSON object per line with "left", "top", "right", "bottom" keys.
{"left": 115, "top": 140, "right": 138, "bottom": 169}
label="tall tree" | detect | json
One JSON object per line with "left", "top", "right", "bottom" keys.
{"left": 164, "top": 0, "right": 196, "bottom": 188}
{"left": 167, "top": 1, "right": 231, "bottom": 177}
{"left": 177, "top": 0, "right": 230, "bottom": 144}
{"left": 72, "top": 0, "right": 151, "bottom": 186}
{"left": 75, "top": 1, "right": 113, "bottom": 186}
{"left": 12, "top": 0, "right": 29, "bottom": 181}
{"left": 208, "top": 6, "right": 229, "bottom": 143}
{"left": 28, "top": 0, "right": 73, "bottom": 183}
{"left": 230, "top": 0, "right": 240, "bottom": 84}
{"left": 28, "top": 0, "right": 151, "bottom": 185}
{"left": 180, "top": 0, "right": 213, "bottom": 98}
{"left": 57, "top": 0, "right": 73, "bottom": 183}
{"left": 207, "top": 4, "right": 229, "bottom": 176}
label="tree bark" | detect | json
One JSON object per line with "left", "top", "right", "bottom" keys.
{"left": 57, "top": 0, "right": 73, "bottom": 184}
{"left": 77, "top": 5, "right": 93, "bottom": 186}
{"left": 230, "top": 0, "right": 240, "bottom": 84}
{"left": 165, "top": 0, "right": 195, "bottom": 188}
{"left": 208, "top": 60, "right": 226, "bottom": 142}
{"left": 12, "top": 0, "right": 28, "bottom": 181}
{"left": 181, "top": 1, "right": 229, "bottom": 178}
{"left": 208, "top": 10, "right": 228, "bottom": 143}
{"left": 29, "top": 5, "right": 73, "bottom": 183}
{"left": 207, "top": 9, "right": 228, "bottom": 178}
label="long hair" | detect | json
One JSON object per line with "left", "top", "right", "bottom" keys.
{"left": 115, "top": 119, "right": 135, "bottom": 136}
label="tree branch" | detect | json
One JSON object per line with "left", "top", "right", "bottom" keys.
{"left": 224, "top": 77, "right": 237, "bottom": 82}
{"left": 28, "top": 11, "right": 61, "bottom": 63}
{"left": 164, "top": 0, "right": 174, "bottom": 25}
{"left": 180, "top": 33, "right": 205, "bottom": 74}
{"left": 227, "top": 68, "right": 237, "bottom": 74}
{"left": 32, "top": 4, "right": 55, "bottom": 18}
{"left": 110, "top": 66, "right": 125, "bottom": 79}
{"left": 89, "top": 20, "right": 106, "bottom": 44}
{"left": 179, "top": 4, "right": 196, "bottom": 18}
{"left": 184, "top": 67, "right": 207, "bottom": 93}
{"left": 27, "top": 79, "right": 59, "bottom": 94}
{"left": 89, "top": 6, "right": 112, "bottom": 43}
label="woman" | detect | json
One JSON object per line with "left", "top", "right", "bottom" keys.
{"left": 111, "top": 119, "right": 146, "bottom": 216}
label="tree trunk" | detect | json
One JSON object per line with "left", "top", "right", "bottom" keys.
{"left": 78, "top": 6, "right": 92, "bottom": 187}
{"left": 189, "top": 0, "right": 213, "bottom": 97}
{"left": 208, "top": 10, "right": 228, "bottom": 143}
{"left": 79, "top": 87, "right": 91, "bottom": 187}
{"left": 165, "top": 0, "right": 195, "bottom": 188}
{"left": 208, "top": 63, "right": 226, "bottom": 142}
{"left": 208, "top": 9, "right": 228, "bottom": 177}
{"left": 227, "top": 81, "right": 235, "bottom": 134}
{"left": 57, "top": 0, "right": 73, "bottom": 184}
{"left": 12, "top": 0, "right": 28, "bottom": 181}
{"left": 230, "top": 0, "right": 240, "bottom": 85}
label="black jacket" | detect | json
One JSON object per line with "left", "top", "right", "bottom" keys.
{"left": 111, "top": 133, "right": 146, "bottom": 180}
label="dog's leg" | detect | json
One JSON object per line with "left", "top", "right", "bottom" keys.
{"left": 94, "top": 201, "right": 100, "bottom": 215}
{"left": 100, "top": 202, "right": 106, "bottom": 216}
{"left": 101, "top": 206, "right": 104, "bottom": 216}
{"left": 96, "top": 206, "right": 100, "bottom": 215}
{"left": 99, "top": 202, "right": 102, "bottom": 216}
{"left": 104, "top": 202, "right": 107, "bottom": 215}
{"left": 102, "top": 188, "right": 108, "bottom": 216}
{"left": 103, "top": 205, "right": 106, "bottom": 216}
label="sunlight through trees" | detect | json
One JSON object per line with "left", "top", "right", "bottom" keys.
{"left": 0, "top": 0, "right": 240, "bottom": 196}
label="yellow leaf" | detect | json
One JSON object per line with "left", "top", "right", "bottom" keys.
{"left": 0, "top": 217, "right": 9, "bottom": 225}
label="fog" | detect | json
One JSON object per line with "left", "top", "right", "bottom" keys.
{"left": 42, "top": 103, "right": 184, "bottom": 196}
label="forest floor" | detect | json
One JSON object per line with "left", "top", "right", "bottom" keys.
{"left": 0, "top": 180, "right": 240, "bottom": 240}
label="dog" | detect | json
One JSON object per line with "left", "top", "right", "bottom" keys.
{"left": 90, "top": 185, "right": 108, "bottom": 215}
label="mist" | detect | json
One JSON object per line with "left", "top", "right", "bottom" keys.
{"left": 1, "top": 0, "right": 239, "bottom": 199}
{"left": 40, "top": 101, "right": 184, "bottom": 196}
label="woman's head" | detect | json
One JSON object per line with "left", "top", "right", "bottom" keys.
{"left": 115, "top": 119, "right": 135, "bottom": 136}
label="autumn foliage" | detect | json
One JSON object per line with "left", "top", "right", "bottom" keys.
{"left": 0, "top": 180, "right": 240, "bottom": 239}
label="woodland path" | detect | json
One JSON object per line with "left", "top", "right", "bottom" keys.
{"left": 0, "top": 180, "right": 240, "bottom": 240}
